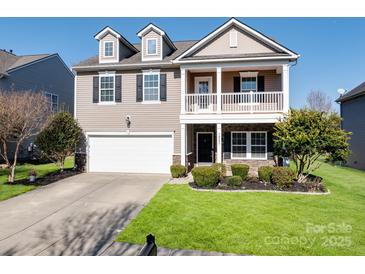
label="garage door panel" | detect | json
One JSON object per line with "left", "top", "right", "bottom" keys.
{"left": 88, "top": 135, "right": 173, "bottom": 174}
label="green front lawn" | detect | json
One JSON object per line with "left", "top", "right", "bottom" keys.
{"left": 0, "top": 157, "right": 74, "bottom": 201}
{"left": 117, "top": 162, "right": 365, "bottom": 255}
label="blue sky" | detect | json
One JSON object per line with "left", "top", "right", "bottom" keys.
{"left": 1, "top": 17, "right": 364, "bottom": 109}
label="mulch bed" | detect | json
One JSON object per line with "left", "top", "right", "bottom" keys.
{"left": 5, "top": 169, "right": 81, "bottom": 186}
{"left": 190, "top": 174, "right": 327, "bottom": 193}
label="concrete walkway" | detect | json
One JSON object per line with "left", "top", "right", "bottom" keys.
{"left": 101, "top": 242, "right": 241, "bottom": 256}
{"left": 0, "top": 173, "right": 167, "bottom": 255}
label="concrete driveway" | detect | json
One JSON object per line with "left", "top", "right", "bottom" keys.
{"left": 0, "top": 173, "right": 167, "bottom": 255}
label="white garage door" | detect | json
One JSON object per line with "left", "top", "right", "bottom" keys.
{"left": 88, "top": 134, "right": 173, "bottom": 174}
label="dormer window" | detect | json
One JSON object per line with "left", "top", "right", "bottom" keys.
{"left": 104, "top": 41, "right": 114, "bottom": 57}
{"left": 147, "top": 39, "right": 157, "bottom": 55}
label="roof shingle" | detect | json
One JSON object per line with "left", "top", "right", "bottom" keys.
{"left": 0, "top": 50, "right": 50, "bottom": 74}
{"left": 337, "top": 82, "right": 365, "bottom": 103}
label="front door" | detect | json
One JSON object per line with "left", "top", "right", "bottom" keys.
{"left": 197, "top": 133, "right": 213, "bottom": 163}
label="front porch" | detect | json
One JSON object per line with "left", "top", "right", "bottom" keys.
{"left": 182, "top": 123, "right": 275, "bottom": 175}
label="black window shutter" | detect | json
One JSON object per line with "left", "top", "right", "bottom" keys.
{"left": 233, "top": 76, "right": 240, "bottom": 93}
{"left": 223, "top": 131, "right": 231, "bottom": 159}
{"left": 115, "top": 75, "right": 122, "bottom": 102}
{"left": 258, "top": 75, "right": 265, "bottom": 92}
{"left": 136, "top": 74, "right": 143, "bottom": 102}
{"left": 160, "top": 73, "right": 167, "bottom": 101}
{"left": 93, "top": 76, "right": 99, "bottom": 103}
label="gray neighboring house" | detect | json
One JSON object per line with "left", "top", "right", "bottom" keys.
{"left": 336, "top": 82, "right": 365, "bottom": 171}
{"left": 0, "top": 49, "right": 74, "bottom": 160}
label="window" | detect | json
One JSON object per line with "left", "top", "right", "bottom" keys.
{"left": 45, "top": 92, "right": 58, "bottom": 112}
{"left": 104, "top": 41, "right": 114, "bottom": 57}
{"left": 232, "top": 132, "right": 247, "bottom": 159}
{"left": 100, "top": 75, "right": 115, "bottom": 102}
{"left": 241, "top": 77, "right": 257, "bottom": 92}
{"left": 231, "top": 131, "right": 267, "bottom": 159}
{"left": 230, "top": 29, "right": 238, "bottom": 48}
{"left": 147, "top": 39, "right": 157, "bottom": 55}
{"left": 143, "top": 72, "right": 159, "bottom": 101}
{"left": 251, "top": 132, "right": 266, "bottom": 159}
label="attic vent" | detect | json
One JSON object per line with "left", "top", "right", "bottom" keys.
{"left": 229, "top": 29, "right": 238, "bottom": 48}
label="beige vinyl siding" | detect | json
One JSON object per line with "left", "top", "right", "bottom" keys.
{"left": 222, "top": 70, "right": 281, "bottom": 91}
{"left": 99, "top": 33, "right": 119, "bottom": 63}
{"left": 142, "top": 30, "right": 162, "bottom": 61}
{"left": 194, "top": 26, "right": 276, "bottom": 57}
{"left": 76, "top": 68, "right": 181, "bottom": 154}
{"left": 186, "top": 70, "right": 281, "bottom": 93}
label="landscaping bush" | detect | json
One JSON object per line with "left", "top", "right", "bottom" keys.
{"left": 231, "top": 164, "right": 249, "bottom": 181}
{"left": 191, "top": 166, "right": 220, "bottom": 187}
{"left": 258, "top": 166, "right": 274, "bottom": 183}
{"left": 170, "top": 165, "right": 186, "bottom": 178}
{"left": 227, "top": 176, "right": 242, "bottom": 187}
{"left": 271, "top": 167, "right": 295, "bottom": 188}
{"left": 211, "top": 163, "right": 226, "bottom": 179}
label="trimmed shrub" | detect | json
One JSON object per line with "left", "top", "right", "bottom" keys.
{"left": 258, "top": 166, "right": 274, "bottom": 183}
{"left": 227, "top": 176, "right": 242, "bottom": 187}
{"left": 191, "top": 166, "right": 220, "bottom": 187}
{"left": 170, "top": 165, "right": 186, "bottom": 178}
{"left": 211, "top": 163, "right": 226, "bottom": 179}
{"left": 231, "top": 164, "right": 249, "bottom": 181}
{"left": 271, "top": 167, "right": 295, "bottom": 188}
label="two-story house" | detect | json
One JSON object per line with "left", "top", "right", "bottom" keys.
{"left": 0, "top": 49, "right": 74, "bottom": 160}
{"left": 336, "top": 82, "right": 365, "bottom": 171}
{"left": 73, "top": 18, "right": 299, "bottom": 174}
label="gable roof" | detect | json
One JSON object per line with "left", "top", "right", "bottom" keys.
{"left": 174, "top": 17, "right": 299, "bottom": 63}
{"left": 0, "top": 50, "right": 50, "bottom": 75}
{"left": 94, "top": 26, "right": 139, "bottom": 53}
{"left": 137, "top": 23, "right": 177, "bottom": 51}
{"left": 336, "top": 81, "right": 365, "bottom": 103}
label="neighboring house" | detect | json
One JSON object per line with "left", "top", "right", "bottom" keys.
{"left": 336, "top": 82, "right": 365, "bottom": 171}
{"left": 0, "top": 49, "right": 74, "bottom": 159}
{"left": 73, "top": 18, "right": 299, "bottom": 174}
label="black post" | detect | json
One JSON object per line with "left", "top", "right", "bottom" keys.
{"left": 138, "top": 234, "right": 157, "bottom": 256}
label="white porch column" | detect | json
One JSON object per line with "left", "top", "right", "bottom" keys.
{"left": 181, "top": 68, "right": 186, "bottom": 114}
{"left": 216, "top": 123, "right": 222, "bottom": 163}
{"left": 216, "top": 66, "right": 222, "bottom": 114}
{"left": 282, "top": 64, "right": 290, "bottom": 113}
{"left": 180, "top": 123, "right": 186, "bottom": 166}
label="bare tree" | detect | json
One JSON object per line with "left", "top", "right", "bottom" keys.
{"left": 306, "top": 90, "right": 334, "bottom": 113}
{"left": 0, "top": 91, "right": 51, "bottom": 183}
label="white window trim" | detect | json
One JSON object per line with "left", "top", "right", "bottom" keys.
{"left": 99, "top": 73, "right": 116, "bottom": 104}
{"left": 103, "top": 41, "right": 115, "bottom": 58}
{"left": 231, "top": 131, "right": 267, "bottom": 160}
{"left": 142, "top": 70, "right": 160, "bottom": 103}
{"left": 194, "top": 76, "right": 213, "bottom": 94}
{"left": 146, "top": 38, "right": 158, "bottom": 56}
{"left": 240, "top": 72, "right": 258, "bottom": 92}
{"left": 230, "top": 29, "right": 238, "bottom": 48}
{"left": 196, "top": 132, "right": 214, "bottom": 164}
{"left": 45, "top": 92, "right": 59, "bottom": 112}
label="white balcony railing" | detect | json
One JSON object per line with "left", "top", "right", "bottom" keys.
{"left": 185, "top": 91, "right": 284, "bottom": 113}
{"left": 185, "top": 93, "right": 217, "bottom": 113}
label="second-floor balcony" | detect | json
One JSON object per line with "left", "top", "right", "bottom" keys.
{"left": 185, "top": 91, "right": 284, "bottom": 113}
{"left": 180, "top": 65, "right": 289, "bottom": 118}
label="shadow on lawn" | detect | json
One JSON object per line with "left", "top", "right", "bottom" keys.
{"left": 1, "top": 204, "right": 139, "bottom": 256}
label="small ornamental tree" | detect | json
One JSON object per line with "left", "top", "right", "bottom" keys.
{"left": 0, "top": 91, "right": 50, "bottom": 183}
{"left": 36, "top": 111, "right": 82, "bottom": 172}
{"left": 273, "top": 109, "right": 351, "bottom": 183}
